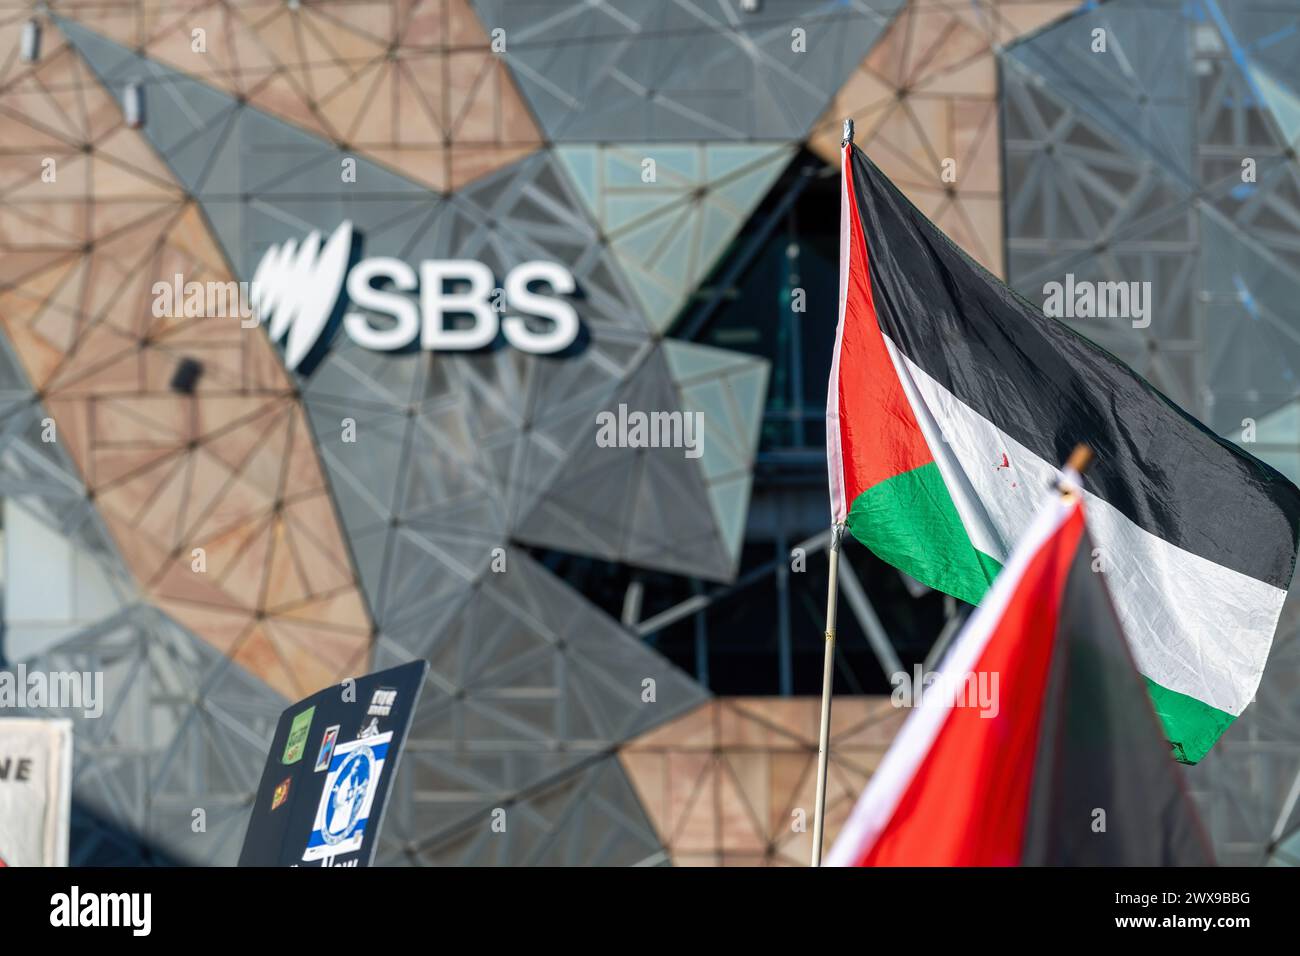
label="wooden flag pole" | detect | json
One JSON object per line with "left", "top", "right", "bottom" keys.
{"left": 812, "top": 118, "right": 857, "bottom": 868}
{"left": 811, "top": 522, "right": 844, "bottom": 867}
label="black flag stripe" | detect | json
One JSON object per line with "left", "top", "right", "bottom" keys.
{"left": 849, "top": 145, "right": 1300, "bottom": 588}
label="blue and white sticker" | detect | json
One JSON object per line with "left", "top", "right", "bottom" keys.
{"left": 313, "top": 724, "right": 340, "bottom": 772}
{"left": 302, "top": 732, "right": 391, "bottom": 862}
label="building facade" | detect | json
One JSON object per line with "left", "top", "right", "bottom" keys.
{"left": 0, "top": 0, "right": 1296, "bottom": 866}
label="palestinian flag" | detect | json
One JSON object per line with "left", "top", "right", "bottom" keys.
{"left": 827, "top": 494, "right": 1215, "bottom": 866}
{"left": 826, "top": 142, "right": 1300, "bottom": 764}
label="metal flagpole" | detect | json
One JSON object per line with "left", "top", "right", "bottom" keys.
{"left": 811, "top": 522, "right": 844, "bottom": 866}
{"left": 811, "top": 118, "right": 855, "bottom": 868}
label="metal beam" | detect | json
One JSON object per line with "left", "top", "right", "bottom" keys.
{"left": 836, "top": 555, "right": 904, "bottom": 681}
{"left": 678, "top": 157, "right": 820, "bottom": 341}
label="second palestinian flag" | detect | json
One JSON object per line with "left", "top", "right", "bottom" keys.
{"left": 826, "top": 142, "right": 1300, "bottom": 764}
{"left": 826, "top": 494, "right": 1214, "bottom": 866}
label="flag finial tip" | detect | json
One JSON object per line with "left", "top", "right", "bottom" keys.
{"left": 1056, "top": 444, "right": 1094, "bottom": 499}
{"left": 841, "top": 118, "right": 854, "bottom": 147}
{"left": 1065, "top": 444, "right": 1094, "bottom": 476}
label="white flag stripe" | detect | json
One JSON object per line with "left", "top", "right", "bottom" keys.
{"left": 826, "top": 143, "right": 853, "bottom": 525}
{"left": 882, "top": 335, "right": 1011, "bottom": 560}
{"left": 889, "top": 337, "right": 1281, "bottom": 717}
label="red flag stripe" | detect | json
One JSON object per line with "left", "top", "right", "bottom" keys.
{"left": 827, "top": 142, "right": 932, "bottom": 523}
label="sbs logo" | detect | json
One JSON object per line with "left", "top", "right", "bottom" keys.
{"left": 250, "top": 221, "right": 580, "bottom": 371}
